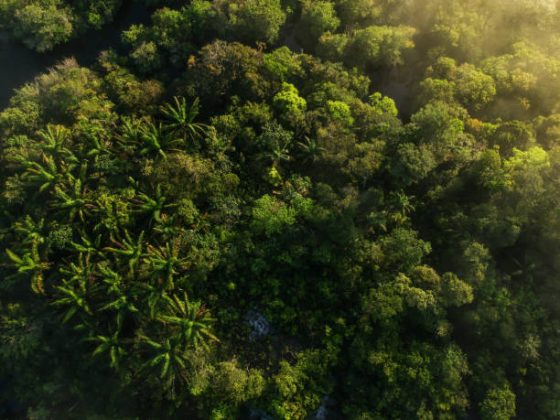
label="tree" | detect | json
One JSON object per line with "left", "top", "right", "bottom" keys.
{"left": 334, "top": 0, "right": 383, "bottom": 27}
{"left": 6, "top": 247, "right": 49, "bottom": 294}
{"left": 344, "top": 25, "right": 415, "bottom": 69}
{"left": 272, "top": 82, "right": 307, "bottom": 123}
{"left": 297, "top": 136, "right": 325, "bottom": 163}
{"left": 161, "top": 97, "right": 210, "bottom": 145}
{"left": 3, "top": 1, "right": 560, "bottom": 417}
{"left": 454, "top": 64, "right": 497, "bottom": 111}
{"left": 251, "top": 194, "right": 297, "bottom": 235}
{"left": 201, "top": 361, "right": 265, "bottom": 418}
{"left": 52, "top": 257, "right": 94, "bottom": 322}
{"left": 157, "top": 292, "right": 218, "bottom": 350}
{"left": 480, "top": 385, "right": 516, "bottom": 420}
{"left": 223, "top": 0, "right": 286, "bottom": 44}
{"left": 89, "top": 330, "right": 127, "bottom": 370}
{"left": 263, "top": 47, "right": 304, "bottom": 82}
{"left": 144, "top": 242, "right": 187, "bottom": 289}
{"left": 269, "top": 349, "right": 335, "bottom": 419}
{"left": 380, "top": 227, "right": 432, "bottom": 272}
{"left": 408, "top": 101, "right": 466, "bottom": 158}
{"left": 104, "top": 230, "right": 145, "bottom": 275}
{"left": 13, "top": 1, "right": 73, "bottom": 52}
{"left": 317, "top": 32, "right": 350, "bottom": 62}
{"left": 138, "top": 121, "right": 183, "bottom": 158}
{"left": 133, "top": 185, "right": 172, "bottom": 224}
{"left": 298, "top": 0, "right": 340, "bottom": 47}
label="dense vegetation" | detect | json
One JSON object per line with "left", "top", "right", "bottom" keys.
{"left": 2, "top": 0, "right": 560, "bottom": 418}
{"left": 0, "top": 0, "right": 129, "bottom": 51}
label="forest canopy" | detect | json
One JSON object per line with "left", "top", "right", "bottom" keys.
{"left": 2, "top": 0, "right": 560, "bottom": 419}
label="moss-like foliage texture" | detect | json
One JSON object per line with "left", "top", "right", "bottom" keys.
{"left": 2, "top": 1, "right": 560, "bottom": 419}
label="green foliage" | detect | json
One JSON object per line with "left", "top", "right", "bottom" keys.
{"left": 223, "top": 0, "right": 286, "bottom": 44}
{"left": 268, "top": 349, "right": 335, "bottom": 419}
{"left": 317, "top": 23, "right": 415, "bottom": 68}
{"left": 3, "top": 0, "right": 560, "bottom": 418}
{"left": 423, "top": 58, "right": 497, "bottom": 112}
{"left": 334, "top": 0, "right": 383, "bottom": 27}
{"left": 344, "top": 25, "right": 416, "bottom": 69}
{"left": 12, "top": 0, "right": 73, "bottom": 52}
{"left": 251, "top": 195, "right": 297, "bottom": 236}
{"left": 316, "top": 32, "right": 350, "bottom": 62}
{"left": 380, "top": 228, "right": 432, "bottom": 272}
{"left": 480, "top": 385, "right": 516, "bottom": 420}
{"left": 298, "top": 0, "right": 340, "bottom": 46}
{"left": 326, "top": 100, "right": 354, "bottom": 125}
{"left": 0, "top": 0, "right": 122, "bottom": 51}
{"left": 273, "top": 82, "right": 307, "bottom": 121}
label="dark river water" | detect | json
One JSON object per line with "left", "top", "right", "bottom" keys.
{"left": 0, "top": 1, "right": 150, "bottom": 109}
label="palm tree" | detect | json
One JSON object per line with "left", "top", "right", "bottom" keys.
{"left": 6, "top": 245, "right": 50, "bottom": 294}
{"left": 153, "top": 214, "right": 181, "bottom": 239}
{"left": 52, "top": 177, "right": 90, "bottom": 222}
{"left": 8, "top": 217, "right": 49, "bottom": 294}
{"left": 139, "top": 121, "right": 183, "bottom": 158}
{"left": 161, "top": 97, "right": 210, "bottom": 143}
{"left": 118, "top": 116, "right": 143, "bottom": 147}
{"left": 297, "top": 136, "right": 325, "bottom": 163}
{"left": 390, "top": 191, "right": 415, "bottom": 216}
{"left": 105, "top": 230, "right": 145, "bottom": 275}
{"left": 89, "top": 329, "right": 127, "bottom": 370}
{"left": 257, "top": 122, "right": 293, "bottom": 166}
{"left": 141, "top": 336, "right": 187, "bottom": 391}
{"left": 98, "top": 263, "right": 123, "bottom": 295}
{"left": 99, "top": 295, "right": 139, "bottom": 326}
{"left": 133, "top": 185, "right": 174, "bottom": 224}
{"left": 86, "top": 135, "right": 107, "bottom": 157}
{"left": 23, "top": 154, "right": 67, "bottom": 192}
{"left": 144, "top": 242, "right": 187, "bottom": 290}
{"left": 13, "top": 216, "right": 46, "bottom": 247}
{"left": 59, "top": 254, "right": 95, "bottom": 285}
{"left": 97, "top": 262, "right": 141, "bottom": 325}
{"left": 85, "top": 135, "right": 116, "bottom": 172}
{"left": 91, "top": 192, "right": 131, "bottom": 235}
{"left": 53, "top": 257, "right": 94, "bottom": 322}
{"left": 137, "top": 282, "right": 170, "bottom": 319}
{"left": 38, "top": 124, "right": 77, "bottom": 164}
{"left": 158, "top": 292, "right": 218, "bottom": 350}
{"left": 70, "top": 230, "right": 102, "bottom": 262}
{"left": 267, "top": 140, "right": 291, "bottom": 166}
{"left": 40, "top": 125, "right": 68, "bottom": 153}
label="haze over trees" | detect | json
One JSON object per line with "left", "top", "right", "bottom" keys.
{"left": 2, "top": 0, "right": 560, "bottom": 418}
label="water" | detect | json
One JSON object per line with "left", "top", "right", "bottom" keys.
{"left": 0, "top": 1, "right": 151, "bottom": 109}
